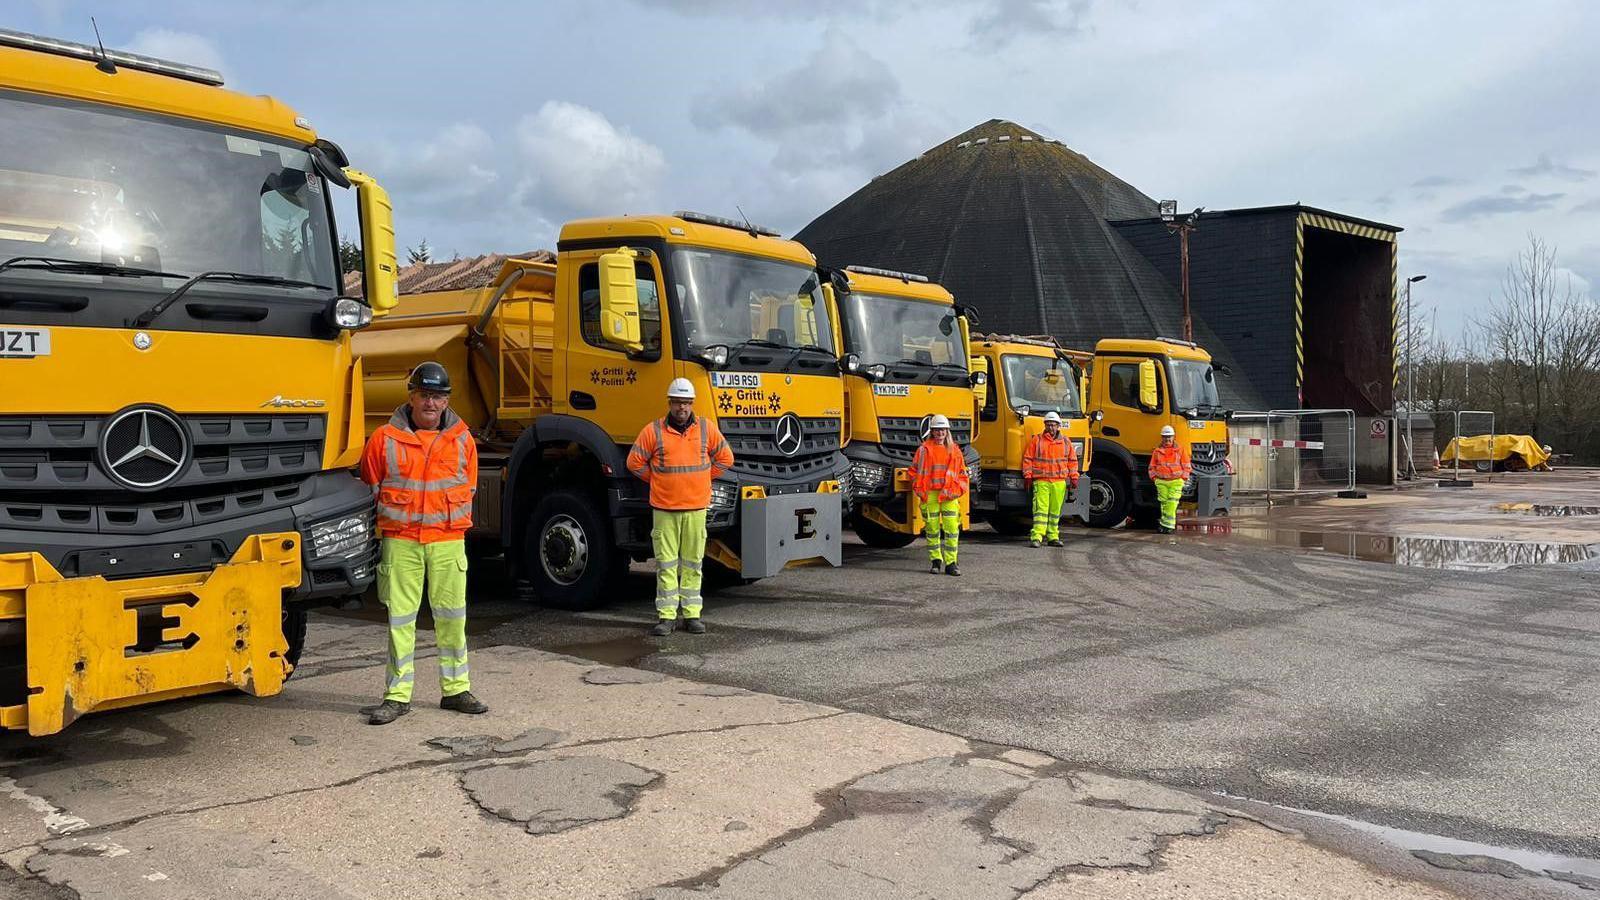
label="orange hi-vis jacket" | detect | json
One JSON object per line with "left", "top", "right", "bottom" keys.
{"left": 360, "top": 406, "right": 478, "bottom": 544}
{"left": 911, "top": 438, "right": 969, "bottom": 501}
{"left": 627, "top": 415, "right": 734, "bottom": 511}
{"left": 1148, "top": 443, "right": 1192, "bottom": 482}
{"left": 1023, "top": 431, "right": 1080, "bottom": 485}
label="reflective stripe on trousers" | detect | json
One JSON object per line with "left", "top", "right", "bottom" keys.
{"left": 651, "top": 508, "right": 708, "bottom": 620}
{"left": 1154, "top": 478, "right": 1185, "bottom": 530}
{"left": 921, "top": 498, "right": 962, "bottom": 564}
{"left": 1030, "top": 480, "right": 1067, "bottom": 542}
{"left": 377, "top": 537, "right": 471, "bottom": 702}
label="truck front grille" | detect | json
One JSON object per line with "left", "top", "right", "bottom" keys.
{"left": 718, "top": 417, "right": 842, "bottom": 482}
{"left": 0, "top": 414, "right": 326, "bottom": 494}
{"left": 877, "top": 416, "right": 974, "bottom": 462}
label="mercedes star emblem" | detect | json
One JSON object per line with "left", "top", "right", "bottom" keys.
{"left": 100, "top": 407, "right": 189, "bottom": 489}
{"left": 133, "top": 331, "right": 152, "bottom": 350}
{"left": 773, "top": 413, "right": 805, "bottom": 458}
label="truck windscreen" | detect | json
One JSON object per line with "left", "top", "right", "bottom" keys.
{"left": 843, "top": 293, "right": 965, "bottom": 378}
{"left": 672, "top": 247, "right": 835, "bottom": 362}
{"left": 1002, "top": 354, "right": 1080, "bottom": 415}
{"left": 1169, "top": 359, "right": 1222, "bottom": 413}
{"left": 0, "top": 91, "right": 337, "bottom": 291}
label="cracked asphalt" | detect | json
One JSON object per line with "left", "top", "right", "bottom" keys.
{"left": 0, "top": 472, "right": 1595, "bottom": 897}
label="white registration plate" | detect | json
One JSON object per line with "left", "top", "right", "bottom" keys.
{"left": 0, "top": 327, "right": 50, "bottom": 358}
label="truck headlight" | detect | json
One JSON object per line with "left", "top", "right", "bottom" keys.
{"left": 1001, "top": 472, "right": 1025, "bottom": 491}
{"left": 710, "top": 479, "right": 739, "bottom": 511}
{"left": 850, "top": 461, "right": 890, "bottom": 489}
{"left": 308, "top": 513, "right": 372, "bottom": 560}
{"left": 327, "top": 297, "right": 374, "bottom": 330}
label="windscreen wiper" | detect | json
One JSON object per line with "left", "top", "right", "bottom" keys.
{"left": 786, "top": 343, "right": 838, "bottom": 364}
{"left": 0, "top": 256, "right": 178, "bottom": 280}
{"left": 131, "top": 271, "right": 327, "bottom": 328}
{"left": 890, "top": 357, "right": 935, "bottom": 368}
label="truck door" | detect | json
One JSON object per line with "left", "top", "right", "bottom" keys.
{"left": 1094, "top": 356, "right": 1167, "bottom": 454}
{"left": 565, "top": 250, "right": 676, "bottom": 442}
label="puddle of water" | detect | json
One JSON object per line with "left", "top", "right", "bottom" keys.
{"left": 1498, "top": 503, "right": 1600, "bottom": 517}
{"left": 1214, "top": 792, "right": 1600, "bottom": 881}
{"left": 1179, "top": 523, "right": 1598, "bottom": 570}
{"left": 547, "top": 635, "right": 656, "bottom": 668}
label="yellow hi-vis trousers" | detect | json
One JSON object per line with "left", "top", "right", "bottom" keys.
{"left": 921, "top": 497, "right": 961, "bottom": 564}
{"left": 651, "top": 508, "right": 707, "bottom": 620}
{"left": 378, "top": 537, "right": 471, "bottom": 703}
{"left": 1029, "top": 480, "right": 1067, "bottom": 542}
{"left": 1155, "top": 478, "right": 1185, "bottom": 530}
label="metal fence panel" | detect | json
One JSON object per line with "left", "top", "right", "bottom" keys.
{"left": 1231, "top": 409, "right": 1357, "bottom": 499}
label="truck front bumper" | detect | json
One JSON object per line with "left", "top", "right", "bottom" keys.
{"left": 0, "top": 534, "right": 302, "bottom": 736}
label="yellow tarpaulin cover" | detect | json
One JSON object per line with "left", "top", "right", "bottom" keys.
{"left": 1440, "top": 434, "right": 1551, "bottom": 469}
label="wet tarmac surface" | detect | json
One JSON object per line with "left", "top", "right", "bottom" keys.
{"left": 314, "top": 469, "right": 1600, "bottom": 888}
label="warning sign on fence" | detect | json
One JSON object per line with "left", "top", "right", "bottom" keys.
{"left": 1370, "top": 420, "right": 1389, "bottom": 439}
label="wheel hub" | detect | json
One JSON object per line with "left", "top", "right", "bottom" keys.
{"left": 540, "top": 514, "right": 589, "bottom": 586}
{"left": 1088, "top": 478, "right": 1115, "bottom": 515}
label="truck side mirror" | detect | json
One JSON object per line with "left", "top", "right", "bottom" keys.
{"left": 344, "top": 168, "right": 398, "bottom": 315}
{"left": 598, "top": 248, "right": 643, "bottom": 352}
{"left": 1138, "top": 358, "right": 1159, "bottom": 411}
{"left": 970, "top": 356, "right": 989, "bottom": 408}
{"left": 1079, "top": 374, "right": 1090, "bottom": 408}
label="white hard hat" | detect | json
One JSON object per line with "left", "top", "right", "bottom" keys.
{"left": 1160, "top": 425, "right": 1176, "bottom": 437}
{"left": 1042, "top": 411, "right": 1062, "bottom": 425}
{"left": 667, "top": 377, "right": 696, "bottom": 400}
{"left": 929, "top": 414, "right": 951, "bottom": 430}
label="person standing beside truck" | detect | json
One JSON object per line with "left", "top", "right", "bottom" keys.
{"left": 911, "top": 414, "right": 970, "bottom": 576}
{"left": 1023, "top": 411, "right": 1080, "bottom": 548}
{"left": 360, "top": 362, "right": 488, "bottom": 725}
{"left": 627, "top": 378, "right": 735, "bottom": 636}
{"left": 1148, "top": 425, "right": 1192, "bottom": 535}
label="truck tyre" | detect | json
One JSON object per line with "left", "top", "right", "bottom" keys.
{"left": 522, "top": 488, "right": 625, "bottom": 611}
{"left": 1086, "top": 463, "right": 1132, "bottom": 529}
{"left": 986, "top": 513, "right": 1031, "bottom": 537}
{"left": 282, "top": 604, "right": 308, "bottom": 672}
{"left": 853, "top": 516, "right": 918, "bottom": 549}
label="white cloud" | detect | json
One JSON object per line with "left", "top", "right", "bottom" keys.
{"left": 125, "top": 28, "right": 225, "bottom": 78}
{"left": 514, "top": 101, "right": 667, "bottom": 221}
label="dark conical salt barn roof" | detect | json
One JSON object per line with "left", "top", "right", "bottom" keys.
{"left": 795, "top": 119, "right": 1264, "bottom": 407}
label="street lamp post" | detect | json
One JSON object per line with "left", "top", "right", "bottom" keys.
{"left": 1404, "top": 274, "right": 1427, "bottom": 478}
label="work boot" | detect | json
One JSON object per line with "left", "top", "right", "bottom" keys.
{"left": 1029, "top": 539, "right": 1042, "bottom": 548}
{"left": 649, "top": 619, "right": 675, "bottom": 637}
{"left": 1048, "top": 539, "right": 1064, "bottom": 548}
{"left": 683, "top": 617, "right": 707, "bottom": 635}
{"left": 440, "top": 691, "right": 488, "bottom": 715}
{"left": 945, "top": 563, "right": 962, "bottom": 577}
{"left": 930, "top": 560, "right": 944, "bottom": 575}
{"left": 367, "top": 699, "right": 409, "bottom": 726}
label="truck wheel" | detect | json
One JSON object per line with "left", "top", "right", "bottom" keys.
{"left": 853, "top": 516, "right": 918, "bottom": 549}
{"left": 523, "top": 488, "right": 624, "bottom": 611}
{"left": 1086, "top": 463, "right": 1131, "bottom": 529}
{"left": 986, "top": 513, "right": 1031, "bottom": 537}
{"left": 282, "top": 604, "right": 308, "bottom": 673}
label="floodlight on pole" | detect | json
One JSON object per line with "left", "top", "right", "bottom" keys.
{"left": 1163, "top": 204, "right": 1203, "bottom": 342}
{"left": 1403, "top": 274, "right": 1427, "bottom": 479}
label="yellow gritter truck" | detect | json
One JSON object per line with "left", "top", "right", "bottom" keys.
{"left": 1, "top": 30, "right": 399, "bottom": 735}
{"left": 1073, "top": 337, "right": 1233, "bottom": 528}
{"left": 969, "top": 335, "right": 1093, "bottom": 534}
{"left": 825, "top": 266, "right": 985, "bottom": 549}
{"left": 355, "top": 212, "right": 849, "bottom": 610}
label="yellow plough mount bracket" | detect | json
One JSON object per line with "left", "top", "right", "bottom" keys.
{"left": 0, "top": 533, "right": 302, "bottom": 736}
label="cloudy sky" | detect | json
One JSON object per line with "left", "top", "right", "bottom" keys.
{"left": 15, "top": 0, "right": 1598, "bottom": 335}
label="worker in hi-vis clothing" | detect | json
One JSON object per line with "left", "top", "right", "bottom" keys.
{"left": 1148, "top": 425, "right": 1192, "bottom": 534}
{"left": 1023, "top": 411, "right": 1080, "bottom": 548}
{"left": 359, "top": 362, "right": 488, "bottom": 725}
{"left": 627, "top": 378, "right": 734, "bottom": 636}
{"left": 911, "top": 414, "right": 970, "bottom": 576}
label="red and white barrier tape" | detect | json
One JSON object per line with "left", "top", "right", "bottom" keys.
{"left": 1231, "top": 437, "right": 1325, "bottom": 449}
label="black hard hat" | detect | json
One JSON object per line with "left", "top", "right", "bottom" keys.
{"left": 407, "top": 362, "right": 452, "bottom": 394}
